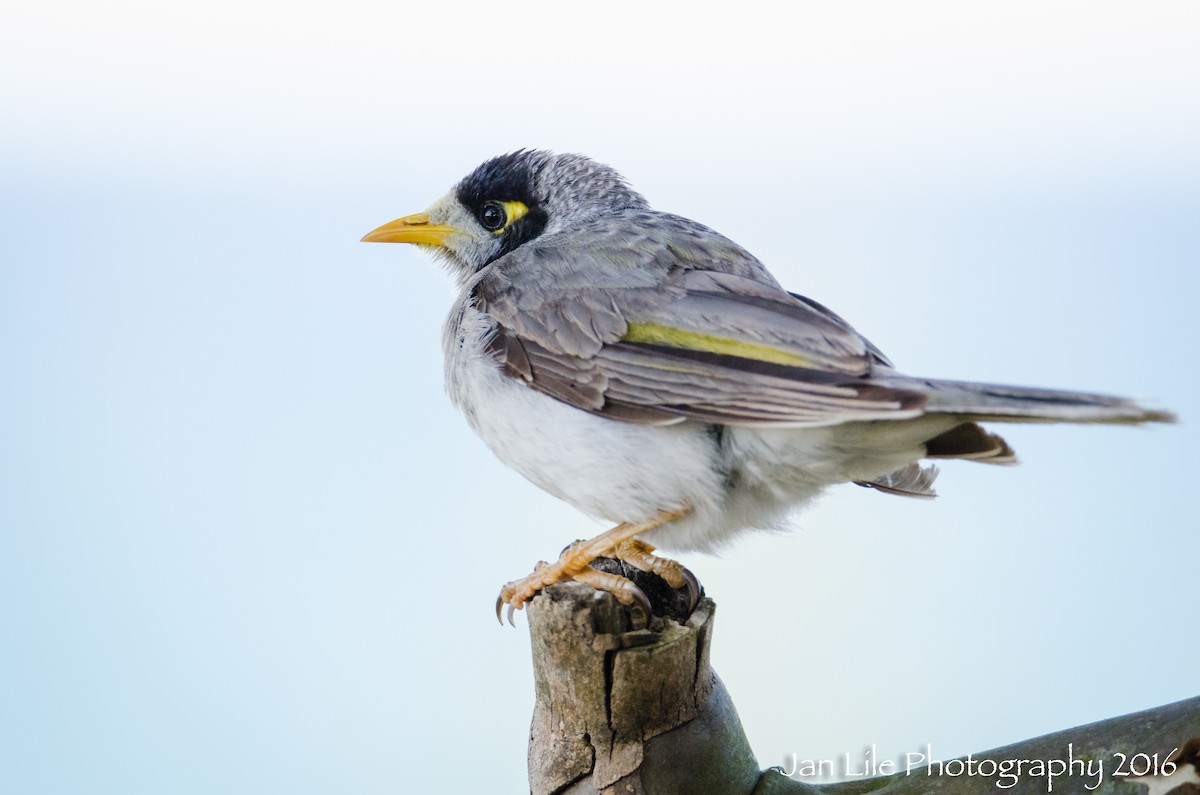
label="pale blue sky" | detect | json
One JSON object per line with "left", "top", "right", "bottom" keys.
{"left": 2, "top": 2, "right": 1197, "bottom": 792}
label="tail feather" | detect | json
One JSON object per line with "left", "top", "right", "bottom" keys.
{"left": 855, "top": 462, "right": 939, "bottom": 498}
{"left": 924, "top": 422, "right": 1018, "bottom": 464}
{"left": 857, "top": 377, "right": 1172, "bottom": 501}
{"left": 878, "top": 376, "right": 1177, "bottom": 425}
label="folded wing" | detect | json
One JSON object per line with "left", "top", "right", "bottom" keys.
{"left": 476, "top": 262, "right": 928, "bottom": 427}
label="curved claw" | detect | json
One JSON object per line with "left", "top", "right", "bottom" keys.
{"left": 496, "top": 589, "right": 524, "bottom": 627}
{"left": 630, "top": 583, "right": 652, "bottom": 625}
{"left": 679, "top": 565, "right": 701, "bottom": 613}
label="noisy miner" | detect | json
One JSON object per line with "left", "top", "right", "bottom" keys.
{"left": 362, "top": 150, "right": 1173, "bottom": 624}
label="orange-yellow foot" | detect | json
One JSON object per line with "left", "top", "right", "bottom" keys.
{"left": 496, "top": 508, "right": 690, "bottom": 626}
{"left": 610, "top": 538, "right": 701, "bottom": 612}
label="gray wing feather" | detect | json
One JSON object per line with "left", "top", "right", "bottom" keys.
{"left": 473, "top": 218, "right": 1171, "bottom": 428}
{"left": 473, "top": 225, "right": 927, "bottom": 427}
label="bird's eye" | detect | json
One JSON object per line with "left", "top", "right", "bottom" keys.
{"left": 480, "top": 202, "right": 506, "bottom": 231}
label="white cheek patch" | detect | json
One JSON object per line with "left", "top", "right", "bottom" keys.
{"left": 426, "top": 193, "right": 477, "bottom": 234}
{"left": 424, "top": 192, "right": 501, "bottom": 281}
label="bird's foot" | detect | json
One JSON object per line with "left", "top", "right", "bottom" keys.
{"left": 495, "top": 542, "right": 654, "bottom": 626}
{"left": 495, "top": 508, "right": 691, "bottom": 626}
{"left": 608, "top": 538, "right": 701, "bottom": 612}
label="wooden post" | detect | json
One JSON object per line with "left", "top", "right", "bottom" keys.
{"left": 526, "top": 580, "right": 768, "bottom": 795}
{"left": 521, "top": 572, "right": 1200, "bottom": 795}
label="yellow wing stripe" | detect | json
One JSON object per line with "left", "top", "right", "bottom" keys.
{"left": 622, "top": 321, "right": 814, "bottom": 368}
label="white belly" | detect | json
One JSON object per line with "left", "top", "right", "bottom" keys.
{"left": 456, "top": 347, "right": 726, "bottom": 521}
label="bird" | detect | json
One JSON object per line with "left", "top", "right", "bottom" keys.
{"left": 362, "top": 150, "right": 1173, "bottom": 624}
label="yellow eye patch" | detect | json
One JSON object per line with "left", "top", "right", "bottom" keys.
{"left": 494, "top": 200, "right": 530, "bottom": 233}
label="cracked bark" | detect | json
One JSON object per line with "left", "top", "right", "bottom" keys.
{"left": 524, "top": 576, "right": 1200, "bottom": 795}
{"left": 527, "top": 581, "right": 760, "bottom": 795}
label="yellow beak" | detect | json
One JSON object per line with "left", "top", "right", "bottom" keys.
{"left": 361, "top": 212, "right": 458, "bottom": 245}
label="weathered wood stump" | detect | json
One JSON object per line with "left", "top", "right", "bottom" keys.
{"left": 523, "top": 570, "right": 1200, "bottom": 795}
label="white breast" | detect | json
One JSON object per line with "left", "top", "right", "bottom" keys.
{"left": 442, "top": 303, "right": 727, "bottom": 536}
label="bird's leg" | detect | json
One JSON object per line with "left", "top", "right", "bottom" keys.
{"left": 496, "top": 507, "right": 690, "bottom": 625}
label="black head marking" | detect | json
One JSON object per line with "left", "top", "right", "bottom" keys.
{"left": 455, "top": 150, "right": 542, "bottom": 209}
{"left": 456, "top": 150, "right": 550, "bottom": 265}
